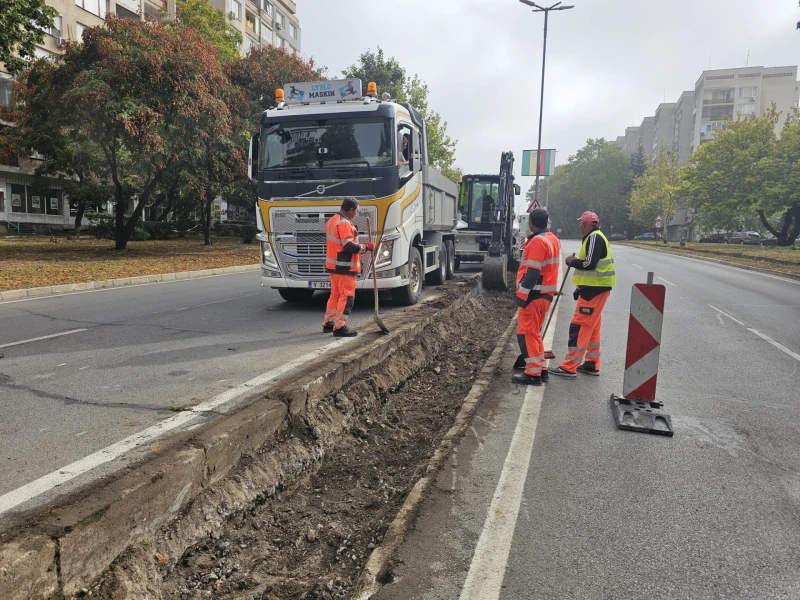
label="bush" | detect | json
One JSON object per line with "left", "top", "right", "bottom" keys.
{"left": 142, "top": 221, "right": 172, "bottom": 240}
{"left": 86, "top": 212, "right": 116, "bottom": 239}
{"left": 239, "top": 225, "right": 256, "bottom": 244}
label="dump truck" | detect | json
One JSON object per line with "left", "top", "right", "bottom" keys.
{"left": 453, "top": 151, "right": 522, "bottom": 290}
{"left": 248, "top": 79, "right": 458, "bottom": 306}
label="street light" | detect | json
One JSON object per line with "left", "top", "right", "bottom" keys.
{"left": 519, "top": 1, "right": 574, "bottom": 210}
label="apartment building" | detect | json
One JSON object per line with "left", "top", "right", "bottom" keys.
{"left": 672, "top": 91, "right": 694, "bottom": 166}
{"left": 637, "top": 116, "right": 655, "bottom": 159}
{"left": 220, "top": 0, "right": 301, "bottom": 56}
{"left": 652, "top": 103, "right": 676, "bottom": 155}
{"left": 623, "top": 126, "right": 641, "bottom": 157}
{"left": 691, "top": 65, "right": 800, "bottom": 154}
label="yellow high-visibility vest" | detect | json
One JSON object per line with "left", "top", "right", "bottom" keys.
{"left": 572, "top": 229, "right": 616, "bottom": 287}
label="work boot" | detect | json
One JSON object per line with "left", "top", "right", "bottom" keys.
{"left": 548, "top": 366, "right": 576, "bottom": 378}
{"left": 322, "top": 322, "right": 334, "bottom": 333}
{"left": 333, "top": 326, "right": 358, "bottom": 338}
{"left": 512, "top": 354, "right": 526, "bottom": 370}
{"left": 511, "top": 373, "right": 542, "bottom": 386}
{"left": 541, "top": 369, "right": 549, "bottom": 382}
{"left": 577, "top": 362, "right": 600, "bottom": 376}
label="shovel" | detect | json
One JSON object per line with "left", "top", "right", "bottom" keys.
{"left": 367, "top": 218, "right": 390, "bottom": 334}
{"left": 542, "top": 265, "right": 571, "bottom": 359}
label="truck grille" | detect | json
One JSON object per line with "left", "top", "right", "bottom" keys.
{"left": 269, "top": 207, "right": 377, "bottom": 281}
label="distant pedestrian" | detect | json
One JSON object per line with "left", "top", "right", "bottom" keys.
{"left": 512, "top": 209, "right": 557, "bottom": 386}
{"left": 549, "top": 211, "right": 616, "bottom": 377}
{"left": 323, "top": 198, "right": 374, "bottom": 337}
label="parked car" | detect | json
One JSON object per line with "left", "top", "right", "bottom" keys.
{"left": 761, "top": 235, "right": 778, "bottom": 246}
{"left": 726, "top": 231, "right": 761, "bottom": 245}
{"left": 699, "top": 233, "right": 726, "bottom": 243}
{"left": 607, "top": 233, "right": 627, "bottom": 241}
{"left": 795, "top": 237, "right": 800, "bottom": 246}
{"left": 634, "top": 232, "right": 662, "bottom": 240}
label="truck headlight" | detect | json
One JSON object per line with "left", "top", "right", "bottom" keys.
{"left": 375, "top": 238, "right": 395, "bottom": 269}
{"left": 261, "top": 240, "right": 278, "bottom": 268}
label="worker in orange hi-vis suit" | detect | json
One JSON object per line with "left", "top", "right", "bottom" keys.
{"left": 512, "top": 209, "right": 557, "bottom": 386}
{"left": 323, "top": 198, "right": 374, "bottom": 338}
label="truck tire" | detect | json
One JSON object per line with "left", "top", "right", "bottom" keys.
{"left": 278, "top": 288, "right": 315, "bottom": 303}
{"left": 425, "top": 246, "right": 447, "bottom": 286}
{"left": 445, "top": 240, "right": 455, "bottom": 280}
{"left": 392, "top": 247, "right": 423, "bottom": 306}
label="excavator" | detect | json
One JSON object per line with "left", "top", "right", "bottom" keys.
{"left": 454, "top": 151, "right": 522, "bottom": 290}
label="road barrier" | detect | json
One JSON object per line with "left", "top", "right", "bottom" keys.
{"left": 610, "top": 272, "right": 673, "bottom": 436}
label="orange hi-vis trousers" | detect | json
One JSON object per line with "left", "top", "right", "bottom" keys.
{"left": 559, "top": 291, "right": 610, "bottom": 373}
{"left": 517, "top": 298, "right": 551, "bottom": 377}
{"left": 324, "top": 273, "right": 357, "bottom": 330}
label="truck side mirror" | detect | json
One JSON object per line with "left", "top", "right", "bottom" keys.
{"left": 249, "top": 133, "right": 260, "bottom": 183}
{"left": 514, "top": 184, "right": 521, "bottom": 196}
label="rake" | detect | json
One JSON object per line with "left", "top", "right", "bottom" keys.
{"left": 367, "top": 218, "right": 390, "bottom": 334}
{"left": 542, "top": 265, "right": 571, "bottom": 359}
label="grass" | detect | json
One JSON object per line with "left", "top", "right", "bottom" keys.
{"left": 619, "top": 240, "right": 800, "bottom": 277}
{"left": 0, "top": 235, "right": 260, "bottom": 292}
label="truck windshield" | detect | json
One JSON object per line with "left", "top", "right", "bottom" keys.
{"left": 459, "top": 180, "right": 500, "bottom": 227}
{"left": 260, "top": 118, "right": 394, "bottom": 170}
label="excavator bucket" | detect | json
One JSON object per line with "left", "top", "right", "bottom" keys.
{"left": 482, "top": 255, "right": 510, "bottom": 290}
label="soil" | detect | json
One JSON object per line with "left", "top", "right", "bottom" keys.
{"left": 155, "top": 290, "right": 516, "bottom": 600}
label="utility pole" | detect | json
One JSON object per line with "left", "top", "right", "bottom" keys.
{"left": 520, "top": 1, "right": 574, "bottom": 206}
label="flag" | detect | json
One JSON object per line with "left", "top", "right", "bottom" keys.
{"left": 521, "top": 149, "right": 556, "bottom": 177}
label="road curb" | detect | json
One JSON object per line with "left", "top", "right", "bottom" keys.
{"left": 356, "top": 313, "right": 519, "bottom": 600}
{"left": 0, "top": 264, "right": 261, "bottom": 301}
{"left": 0, "top": 281, "right": 482, "bottom": 599}
{"left": 623, "top": 244, "right": 800, "bottom": 281}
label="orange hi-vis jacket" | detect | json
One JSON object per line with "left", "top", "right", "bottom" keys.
{"left": 543, "top": 230, "right": 561, "bottom": 289}
{"left": 326, "top": 214, "right": 366, "bottom": 275}
{"left": 516, "top": 231, "right": 557, "bottom": 306}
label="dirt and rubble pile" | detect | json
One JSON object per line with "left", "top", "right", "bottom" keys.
{"left": 92, "top": 288, "right": 515, "bottom": 600}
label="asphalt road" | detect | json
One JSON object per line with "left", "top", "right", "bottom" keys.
{"left": 377, "top": 241, "right": 800, "bottom": 600}
{"left": 0, "top": 271, "right": 435, "bottom": 516}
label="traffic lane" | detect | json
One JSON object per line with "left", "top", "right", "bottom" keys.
{"left": 611, "top": 243, "right": 800, "bottom": 357}
{"left": 501, "top": 242, "right": 800, "bottom": 598}
{"left": 0, "top": 275, "right": 406, "bottom": 498}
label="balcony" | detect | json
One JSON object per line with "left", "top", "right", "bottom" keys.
{"left": 703, "top": 98, "right": 734, "bottom": 105}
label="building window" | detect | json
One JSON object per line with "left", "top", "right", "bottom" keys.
{"left": 76, "top": 23, "right": 87, "bottom": 42}
{"left": 48, "top": 15, "right": 63, "bottom": 38}
{"left": 738, "top": 86, "right": 758, "bottom": 98}
{"left": 276, "top": 36, "right": 284, "bottom": 49}
{"left": 289, "top": 22, "right": 297, "bottom": 39}
{"left": 10, "top": 184, "right": 27, "bottom": 214}
{"left": 245, "top": 10, "right": 256, "bottom": 32}
{"left": 275, "top": 11, "right": 284, "bottom": 30}
{"left": 262, "top": 1, "right": 273, "bottom": 16}
{"left": 710, "top": 89, "right": 733, "bottom": 102}
{"left": 260, "top": 20, "right": 272, "bottom": 41}
{"left": 230, "top": 0, "right": 242, "bottom": 21}
{"left": 0, "top": 73, "right": 13, "bottom": 106}
{"left": 737, "top": 103, "right": 757, "bottom": 116}
{"left": 75, "top": 0, "right": 102, "bottom": 17}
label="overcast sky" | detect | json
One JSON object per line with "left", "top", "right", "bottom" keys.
{"left": 298, "top": 0, "right": 800, "bottom": 194}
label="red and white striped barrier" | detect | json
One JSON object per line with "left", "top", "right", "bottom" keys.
{"left": 622, "top": 280, "right": 666, "bottom": 401}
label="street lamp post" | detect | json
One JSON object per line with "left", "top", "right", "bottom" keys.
{"left": 519, "top": 1, "right": 574, "bottom": 208}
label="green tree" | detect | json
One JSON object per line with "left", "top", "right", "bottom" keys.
{"left": 166, "top": 0, "right": 242, "bottom": 63}
{"left": 631, "top": 144, "right": 647, "bottom": 177}
{"left": 0, "top": 0, "right": 56, "bottom": 75}
{"left": 343, "top": 48, "right": 460, "bottom": 182}
{"left": 629, "top": 146, "right": 682, "bottom": 230}
{"left": 10, "top": 17, "right": 241, "bottom": 249}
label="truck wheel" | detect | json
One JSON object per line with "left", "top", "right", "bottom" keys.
{"left": 454, "top": 257, "right": 461, "bottom": 271}
{"left": 392, "top": 247, "right": 423, "bottom": 305}
{"left": 426, "top": 246, "right": 447, "bottom": 286}
{"left": 445, "top": 240, "right": 455, "bottom": 280}
{"left": 278, "top": 288, "right": 315, "bottom": 302}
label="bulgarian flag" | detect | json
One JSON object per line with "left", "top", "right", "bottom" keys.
{"left": 521, "top": 149, "right": 556, "bottom": 177}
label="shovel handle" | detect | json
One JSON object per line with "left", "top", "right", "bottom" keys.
{"left": 367, "top": 218, "right": 379, "bottom": 306}
{"left": 542, "top": 264, "right": 571, "bottom": 338}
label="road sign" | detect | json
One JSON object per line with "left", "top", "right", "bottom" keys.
{"left": 527, "top": 198, "right": 542, "bottom": 212}
{"left": 654, "top": 216, "right": 663, "bottom": 229}
{"left": 623, "top": 281, "right": 665, "bottom": 401}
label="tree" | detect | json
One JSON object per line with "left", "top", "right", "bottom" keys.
{"left": 343, "top": 48, "right": 460, "bottom": 182}
{"left": 0, "top": 0, "right": 56, "bottom": 75}
{"left": 166, "top": 0, "right": 242, "bottom": 63}
{"left": 682, "top": 108, "right": 799, "bottom": 244}
{"left": 629, "top": 146, "right": 682, "bottom": 230}
{"left": 631, "top": 144, "right": 647, "bottom": 177}
{"left": 10, "top": 17, "right": 238, "bottom": 249}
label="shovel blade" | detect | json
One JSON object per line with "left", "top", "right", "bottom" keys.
{"left": 375, "top": 314, "right": 390, "bottom": 334}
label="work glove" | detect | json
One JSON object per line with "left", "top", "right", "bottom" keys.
{"left": 365, "top": 242, "right": 375, "bottom": 252}
{"left": 573, "top": 288, "right": 580, "bottom": 301}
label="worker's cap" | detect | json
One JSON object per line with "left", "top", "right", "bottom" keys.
{"left": 577, "top": 211, "right": 599, "bottom": 224}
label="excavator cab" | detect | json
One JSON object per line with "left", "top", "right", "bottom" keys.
{"left": 458, "top": 180, "right": 500, "bottom": 230}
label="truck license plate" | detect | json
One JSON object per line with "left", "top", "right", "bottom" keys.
{"left": 310, "top": 281, "right": 331, "bottom": 289}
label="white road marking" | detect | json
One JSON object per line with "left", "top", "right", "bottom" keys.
{"left": 460, "top": 269, "right": 561, "bottom": 600}
{"left": 632, "top": 263, "right": 644, "bottom": 270}
{"left": 175, "top": 307, "right": 189, "bottom": 312}
{"left": 79, "top": 366, "right": 90, "bottom": 370}
{"left": 75, "top": 431, "right": 88, "bottom": 437}
{"left": 57, "top": 363, "right": 67, "bottom": 367}
{"left": 0, "top": 271, "right": 258, "bottom": 305}
{"left": 709, "top": 305, "right": 799, "bottom": 363}
{"left": 657, "top": 276, "right": 678, "bottom": 287}
{"left": 196, "top": 293, "right": 261, "bottom": 307}
{"left": 0, "top": 336, "right": 357, "bottom": 517}
{"left": 0, "top": 328, "right": 88, "bottom": 350}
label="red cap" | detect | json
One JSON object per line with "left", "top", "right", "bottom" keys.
{"left": 577, "top": 211, "right": 599, "bottom": 224}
